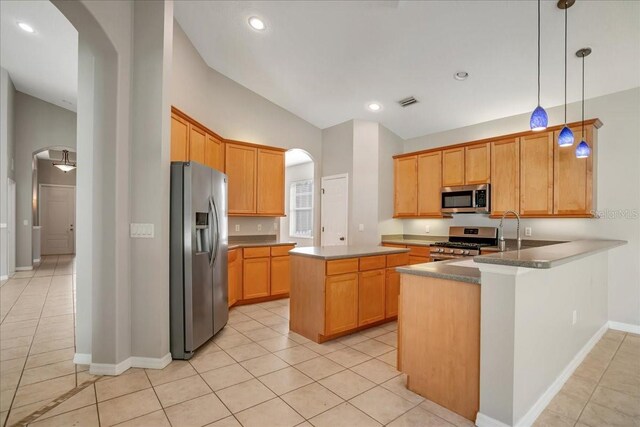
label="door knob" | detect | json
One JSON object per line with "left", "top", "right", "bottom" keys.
{"left": 339, "top": 237, "right": 345, "bottom": 241}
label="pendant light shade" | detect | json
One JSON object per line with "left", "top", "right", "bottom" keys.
{"left": 558, "top": 0, "right": 574, "bottom": 147}
{"left": 52, "top": 150, "right": 77, "bottom": 173}
{"left": 576, "top": 47, "right": 592, "bottom": 158}
{"left": 530, "top": 0, "right": 548, "bottom": 131}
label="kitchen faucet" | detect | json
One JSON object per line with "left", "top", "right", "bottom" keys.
{"left": 498, "top": 210, "right": 521, "bottom": 251}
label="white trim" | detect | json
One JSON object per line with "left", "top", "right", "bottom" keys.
{"left": 73, "top": 353, "right": 91, "bottom": 365}
{"left": 320, "top": 173, "right": 349, "bottom": 247}
{"left": 33, "top": 258, "right": 41, "bottom": 263}
{"left": 515, "top": 322, "right": 608, "bottom": 427}
{"left": 476, "top": 413, "right": 511, "bottom": 427}
{"left": 88, "top": 353, "right": 172, "bottom": 376}
{"left": 0, "top": 223, "right": 6, "bottom": 228}
{"left": 16, "top": 266, "right": 33, "bottom": 271}
{"left": 609, "top": 320, "right": 640, "bottom": 334}
{"left": 32, "top": 226, "right": 42, "bottom": 229}
{"left": 0, "top": 275, "right": 8, "bottom": 281}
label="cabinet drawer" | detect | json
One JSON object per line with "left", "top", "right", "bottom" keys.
{"left": 326, "top": 258, "right": 359, "bottom": 276}
{"left": 243, "top": 247, "right": 271, "bottom": 258}
{"left": 381, "top": 243, "right": 406, "bottom": 248}
{"left": 228, "top": 248, "right": 240, "bottom": 263}
{"left": 409, "top": 256, "right": 430, "bottom": 265}
{"left": 359, "top": 255, "right": 386, "bottom": 271}
{"left": 386, "top": 253, "right": 409, "bottom": 267}
{"left": 406, "top": 245, "right": 430, "bottom": 257}
{"left": 271, "top": 245, "right": 295, "bottom": 257}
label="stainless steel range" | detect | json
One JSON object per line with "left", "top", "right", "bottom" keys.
{"left": 430, "top": 226, "right": 498, "bottom": 261}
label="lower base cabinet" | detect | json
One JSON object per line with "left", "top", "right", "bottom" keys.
{"left": 358, "top": 269, "right": 386, "bottom": 326}
{"left": 325, "top": 273, "right": 359, "bottom": 335}
{"left": 228, "top": 249, "right": 243, "bottom": 307}
{"left": 243, "top": 257, "right": 270, "bottom": 299}
{"left": 270, "top": 255, "right": 291, "bottom": 296}
{"left": 385, "top": 268, "right": 400, "bottom": 318}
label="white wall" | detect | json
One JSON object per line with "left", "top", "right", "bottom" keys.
{"left": 378, "top": 124, "right": 404, "bottom": 237}
{"left": 0, "top": 68, "right": 16, "bottom": 278}
{"left": 280, "top": 161, "right": 315, "bottom": 247}
{"left": 352, "top": 120, "right": 380, "bottom": 245}
{"left": 171, "top": 22, "right": 323, "bottom": 240}
{"left": 403, "top": 88, "right": 640, "bottom": 328}
{"left": 13, "top": 92, "right": 76, "bottom": 268}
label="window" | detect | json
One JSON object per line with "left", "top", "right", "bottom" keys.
{"left": 289, "top": 179, "right": 313, "bottom": 238}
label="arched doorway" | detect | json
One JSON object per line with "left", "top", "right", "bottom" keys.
{"left": 281, "top": 149, "right": 317, "bottom": 247}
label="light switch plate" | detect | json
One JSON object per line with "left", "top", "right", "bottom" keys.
{"left": 235, "top": 225, "right": 240, "bottom": 232}
{"left": 425, "top": 225, "right": 430, "bottom": 233}
{"left": 130, "top": 223, "right": 154, "bottom": 238}
{"left": 257, "top": 224, "right": 262, "bottom": 231}
{"left": 525, "top": 227, "right": 532, "bottom": 237}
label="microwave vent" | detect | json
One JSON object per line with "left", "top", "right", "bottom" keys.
{"left": 398, "top": 96, "right": 418, "bottom": 107}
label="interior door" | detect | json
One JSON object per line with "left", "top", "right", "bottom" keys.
{"left": 40, "top": 185, "right": 75, "bottom": 255}
{"left": 321, "top": 174, "right": 348, "bottom": 246}
{"left": 8, "top": 179, "right": 16, "bottom": 275}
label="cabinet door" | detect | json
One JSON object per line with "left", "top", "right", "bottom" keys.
{"left": 417, "top": 151, "right": 442, "bottom": 216}
{"left": 553, "top": 127, "right": 594, "bottom": 216}
{"left": 465, "top": 143, "right": 490, "bottom": 184}
{"left": 409, "top": 256, "right": 430, "bottom": 265}
{"left": 257, "top": 149, "right": 285, "bottom": 215}
{"left": 442, "top": 147, "right": 465, "bottom": 187}
{"left": 170, "top": 113, "right": 189, "bottom": 162}
{"left": 394, "top": 156, "right": 417, "bottom": 216}
{"left": 226, "top": 143, "right": 257, "bottom": 214}
{"left": 228, "top": 249, "right": 242, "bottom": 307}
{"left": 243, "top": 257, "right": 270, "bottom": 299}
{"left": 325, "top": 273, "right": 358, "bottom": 335}
{"left": 271, "top": 255, "right": 290, "bottom": 296}
{"left": 189, "top": 124, "right": 206, "bottom": 165}
{"left": 358, "top": 269, "right": 386, "bottom": 326}
{"left": 205, "top": 134, "right": 225, "bottom": 172}
{"left": 491, "top": 138, "right": 520, "bottom": 216}
{"left": 520, "top": 133, "right": 553, "bottom": 216}
{"left": 385, "top": 268, "right": 400, "bottom": 318}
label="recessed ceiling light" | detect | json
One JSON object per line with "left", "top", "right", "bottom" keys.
{"left": 18, "top": 22, "right": 35, "bottom": 33}
{"left": 454, "top": 71, "right": 469, "bottom": 81}
{"left": 368, "top": 103, "right": 382, "bottom": 112}
{"left": 248, "top": 16, "right": 266, "bottom": 31}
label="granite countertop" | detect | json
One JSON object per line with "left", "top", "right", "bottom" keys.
{"left": 481, "top": 239, "right": 566, "bottom": 252}
{"left": 380, "top": 235, "right": 448, "bottom": 247}
{"left": 473, "top": 239, "right": 627, "bottom": 269}
{"left": 396, "top": 259, "right": 480, "bottom": 284}
{"left": 290, "top": 245, "right": 409, "bottom": 260}
{"left": 228, "top": 235, "right": 297, "bottom": 250}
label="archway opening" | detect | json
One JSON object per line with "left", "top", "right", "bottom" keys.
{"left": 281, "top": 149, "right": 316, "bottom": 247}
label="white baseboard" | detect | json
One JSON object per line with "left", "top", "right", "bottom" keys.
{"left": 476, "top": 413, "right": 511, "bottom": 427}
{"left": 73, "top": 353, "right": 92, "bottom": 365}
{"left": 33, "top": 258, "right": 41, "bottom": 263}
{"left": 609, "top": 320, "right": 640, "bottom": 334}
{"left": 15, "top": 266, "right": 33, "bottom": 271}
{"left": 89, "top": 353, "right": 172, "bottom": 376}
{"left": 0, "top": 275, "right": 8, "bottom": 281}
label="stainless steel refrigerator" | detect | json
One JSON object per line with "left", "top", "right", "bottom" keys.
{"left": 170, "top": 161, "right": 229, "bottom": 360}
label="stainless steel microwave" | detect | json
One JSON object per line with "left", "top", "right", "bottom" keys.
{"left": 441, "top": 184, "right": 490, "bottom": 214}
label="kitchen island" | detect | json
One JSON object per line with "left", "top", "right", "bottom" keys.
{"left": 289, "top": 246, "right": 410, "bottom": 343}
{"left": 396, "top": 239, "right": 626, "bottom": 426}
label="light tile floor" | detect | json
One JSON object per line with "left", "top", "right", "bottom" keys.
{"left": 1, "top": 257, "right": 638, "bottom": 426}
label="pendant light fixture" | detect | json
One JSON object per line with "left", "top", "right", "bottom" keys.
{"left": 557, "top": 0, "right": 575, "bottom": 147}
{"left": 575, "top": 48, "right": 592, "bottom": 158}
{"left": 530, "top": 0, "right": 548, "bottom": 131}
{"left": 52, "top": 150, "right": 77, "bottom": 173}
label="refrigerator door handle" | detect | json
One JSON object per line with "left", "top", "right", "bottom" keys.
{"left": 209, "top": 196, "right": 219, "bottom": 266}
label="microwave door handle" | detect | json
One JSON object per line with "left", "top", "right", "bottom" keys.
{"left": 471, "top": 190, "right": 477, "bottom": 208}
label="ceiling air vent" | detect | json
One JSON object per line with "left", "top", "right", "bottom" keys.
{"left": 398, "top": 96, "right": 418, "bottom": 107}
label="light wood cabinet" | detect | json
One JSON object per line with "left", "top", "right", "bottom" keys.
{"left": 243, "top": 256, "right": 270, "bottom": 299}
{"left": 491, "top": 138, "right": 520, "bottom": 216}
{"left": 270, "top": 255, "right": 291, "bottom": 296}
{"left": 553, "top": 127, "right": 594, "bottom": 216}
{"left": 325, "top": 273, "right": 359, "bottom": 335}
{"left": 385, "top": 268, "right": 400, "bottom": 318}
{"left": 228, "top": 249, "right": 242, "bottom": 307}
{"left": 520, "top": 133, "right": 554, "bottom": 216}
{"left": 205, "top": 133, "right": 225, "bottom": 172}
{"left": 465, "top": 143, "right": 490, "bottom": 184}
{"left": 442, "top": 147, "right": 465, "bottom": 187}
{"left": 358, "top": 269, "right": 386, "bottom": 326}
{"left": 226, "top": 143, "right": 257, "bottom": 215}
{"left": 417, "top": 152, "right": 442, "bottom": 216}
{"left": 394, "top": 156, "right": 418, "bottom": 217}
{"left": 189, "top": 124, "right": 206, "bottom": 165}
{"left": 257, "top": 149, "right": 285, "bottom": 216}
{"left": 170, "top": 113, "right": 189, "bottom": 162}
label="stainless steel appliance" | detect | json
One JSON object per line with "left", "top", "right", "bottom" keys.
{"left": 170, "top": 162, "right": 228, "bottom": 360}
{"left": 430, "top": 226, "right": 498, "bottom": 261}
{"left": 441, "top": 184, "right": 490, "bottom": 214}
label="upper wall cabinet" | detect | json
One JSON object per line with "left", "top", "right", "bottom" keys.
{"left": 170, "top": 113, "right": 189, "bottom": 162}
{"left": 394, "top": 156, "right": 418, "bottom": 217}
{"left": 465, "top": 143, "right": 491, "bottom": 185}
{"left": 417, "top": 151, "right": 442, "bottom": 217}
{"left": 256, "top": 149, "right": 285, "bottom": 216}
{"left": 490, "top": 138, "right": 519, "bottom": 216}
{"left": 520, "top": 132, "right": 554, "bottom": 216}
{"left": 205, "top": 133, "right": 225, "bottom": 172}
{"left": 553, "top": 126, "right": 594, "bottom": 216}
{"left": 170, "top": 107, "right": 225, "bottom": 172}
{"left": 442, "top": 147, "right": 465, "bottom": 187}
{"left": 189, "top": 124, "right": 206, "bottom": 165}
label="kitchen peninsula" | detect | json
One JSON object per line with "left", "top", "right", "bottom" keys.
{"left": 289, "top": 246, "right": 409, "bottom": 343}
{"left": 396, "top": 239, "right": 627, "bottom": 426}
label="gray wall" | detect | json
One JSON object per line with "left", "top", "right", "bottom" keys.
{"left": 280, "top": 161, "right": 315, "bottom": 247}
{"left": 352, "top": 120, "right": 380, "bottom": 245}
{"left": 14, "top": 91, "right": 76, "bottom": 268}
{"left": 402, "top": 88, "right": 640, "bottom": 328}
{"left": 0, "top": 68, "right": 16, "bottom": 278}
{"left": 37, "top": 159, "right": 77, "bottom": 186}
{"left": 378, "top": 124, "right": 404, "bottom": 237}
{"left": 171, "top": 21, "right": 323, "bottom": 241}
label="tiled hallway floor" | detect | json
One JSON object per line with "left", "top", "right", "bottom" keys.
{"left": 1, "top": 259, "right": 638, "bottom": 427}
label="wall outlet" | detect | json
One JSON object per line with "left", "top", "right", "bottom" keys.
{"left": 358, "top": 224, "right": 364, "bottom": 232}
{"left": 23, "top": 219, "right": 28, "bottom": 226}
{"left": 235, "top": 225, "right": 240, "bottom": 232}
{"left": 525, "top": 227, "right": 532, "bottom": 237}
{"left": 572, "top": 310, "right": 577, "bottom": 325}
{"left": 425, "top": 225, "right": 430, "bottom": 233}
{"left": 257, "top": 224, "right": 262, "bottom": 231}
{"left": 130, "top": 223, "right": 154, "bottom": 238}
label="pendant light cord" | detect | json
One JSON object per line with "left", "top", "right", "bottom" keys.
{"left": 537, "top": 0, "right": 541, "bottom": 106}
{"left": 581, "top": 54, "right": 585, "bottom": 135}
{"left": 564, "top": 2, "right": 568, "bottom": 124}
